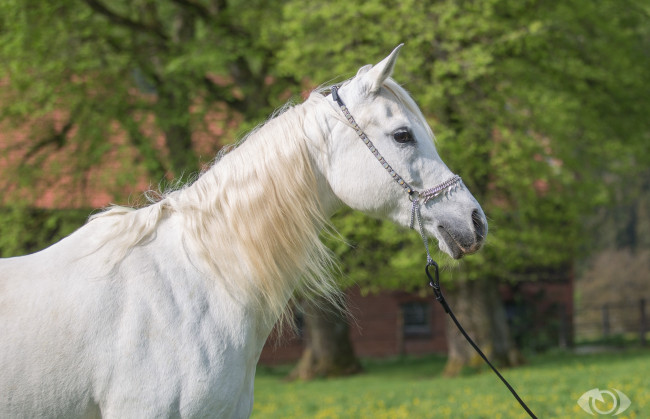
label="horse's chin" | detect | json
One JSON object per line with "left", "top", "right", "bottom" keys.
{"left": 436, "top": 227, "right": 482, "bottom": 260}
{"left": 438, "top": 235, "right": 465, "bottom": 260}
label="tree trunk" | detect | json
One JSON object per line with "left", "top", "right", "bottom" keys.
{"left": 288, "top": 296, "right": 362, "bottom": 380}
{"left": 443, "top": 277, "right": 524, "bottom": 377}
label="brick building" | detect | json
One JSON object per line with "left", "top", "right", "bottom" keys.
{"left": 260, "top": 277, "right": 573, "bottom": 364}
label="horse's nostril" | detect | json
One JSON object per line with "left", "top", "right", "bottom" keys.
{"left": 472, "top": 209, "right": 486, "bottom": 242}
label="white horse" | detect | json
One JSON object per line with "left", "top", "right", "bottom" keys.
{"left": 0, "top": 45, "right": 486, "bottom": 418}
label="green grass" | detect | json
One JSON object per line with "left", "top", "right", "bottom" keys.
{"left": 253, "top": 349, "right": 650, "bottom": 418}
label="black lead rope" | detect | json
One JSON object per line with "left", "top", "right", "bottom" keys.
{"left": 426, "top": 261, "right": 538, "bottom": 419}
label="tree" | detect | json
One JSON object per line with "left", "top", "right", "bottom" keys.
{"left": 0, "top": 0, "right": 295, "bottom": 204}
{"left": 287, "top": 294, "right": 362, "bottom": 380}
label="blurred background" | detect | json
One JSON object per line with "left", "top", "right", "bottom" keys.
{"left": 1, "top": 0, "right": 648, "bottom": 404}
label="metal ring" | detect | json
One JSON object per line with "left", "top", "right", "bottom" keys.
{"left": 408, "top": 190, "right": 420, "bottom": 203}
{"left": 425, "top": 260, "right": 440, "bottom": 288}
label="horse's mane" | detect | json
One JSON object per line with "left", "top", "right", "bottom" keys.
{"left": 89, "top": 91, "right": 341, "bottom": 328}
{"left": 87, "top": 78, "right": 426, "bottom": 327}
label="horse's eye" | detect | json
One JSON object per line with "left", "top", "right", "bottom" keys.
{"left": 393, "top": 129, "right": 414, "bottom": 144}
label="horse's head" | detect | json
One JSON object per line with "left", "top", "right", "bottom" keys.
{"left": 320, "top": 45, "right": 487, "bottom": 259}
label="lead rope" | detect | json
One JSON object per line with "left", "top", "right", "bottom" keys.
{"left": 425, "top": 260, "right": 538, "bottom": 419}
{"left": 413, "top": 199, "right": 538, "bottom": 418}
{"left": 331, "top": 85, "right": 538, "bottom": 419}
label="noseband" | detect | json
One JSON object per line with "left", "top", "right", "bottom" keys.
{"left": 330, "top": 85, "right": 462, "bottom": 264}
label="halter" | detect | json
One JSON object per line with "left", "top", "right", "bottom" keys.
{"left": 330, "top": 85, "right": 538, "bottom": 419}
{"left": 330, "top": 85, "right": 462, "bottom": 265}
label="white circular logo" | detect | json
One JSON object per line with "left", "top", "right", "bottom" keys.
{"left": 577, "top": 388, "right": 631, "bottom": 416}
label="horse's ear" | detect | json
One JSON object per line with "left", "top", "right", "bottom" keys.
{"left": 361, "top": 44, "right": 403, "bottom": 94}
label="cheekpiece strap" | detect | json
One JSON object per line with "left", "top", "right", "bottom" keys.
{"left": 331, "top": 86, "right": 415, "bottom": 196}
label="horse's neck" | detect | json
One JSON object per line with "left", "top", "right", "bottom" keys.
{"left": 176, "top": 98, "right": 339, "bottom": 329}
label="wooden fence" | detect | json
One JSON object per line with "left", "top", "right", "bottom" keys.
{"left": 574, "top": 298, "right": 647, "bottom": 345}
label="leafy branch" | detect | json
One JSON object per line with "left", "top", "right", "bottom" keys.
{"left": 83, "top": 0, "right": 169, "bottom": 41}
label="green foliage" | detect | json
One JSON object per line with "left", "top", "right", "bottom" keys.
{"left": 0, "top": 0, "right": 294, "bottom": 194}
{"left": 269, "top": 0, "right": 650, "bottom": 285}
{"left": 325, "top": 209, "right": 429, "bottom": 293}
{"left": 0, "top": 207, "right": 90, "bottom": 257}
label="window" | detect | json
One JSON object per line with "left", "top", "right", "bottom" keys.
{"left": 402, "top": 302, "right": 431, "bottom": 337}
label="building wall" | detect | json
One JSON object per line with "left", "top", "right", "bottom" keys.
{"left": 260, "top": 279, "right": 573, "bottom": 365}
{"left": 259, "top": 286, "right": 449, "bottom": 365}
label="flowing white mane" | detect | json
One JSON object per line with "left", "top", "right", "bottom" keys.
{"left": 89, "top": 92, "right": 341, "bottom": 327}
{"left": 86, "top": 79, "right": 434, "bottom": 326}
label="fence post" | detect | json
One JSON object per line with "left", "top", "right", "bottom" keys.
{"left": 602, "top": 304, "right": 610, "bottom": 339}
{"left": 641, "top": 299, "right": 647, "bottom": 347}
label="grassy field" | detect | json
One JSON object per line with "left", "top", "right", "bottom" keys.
{"left": 252, "top": 348, "right": 649, "bottom": 418}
